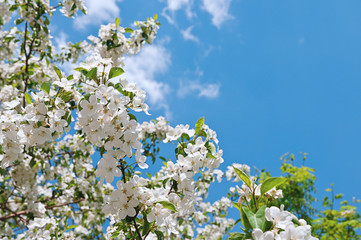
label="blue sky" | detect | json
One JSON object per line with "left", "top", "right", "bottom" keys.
{"left": 53, "top": 0, "right": 361, "bottom": 211}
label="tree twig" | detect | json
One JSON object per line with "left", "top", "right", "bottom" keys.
{"left": 0, "top": 198, "right": 84, "bottom": 221}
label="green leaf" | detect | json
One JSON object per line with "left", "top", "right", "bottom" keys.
{"left": 115, "top": 17, "right": 120, "bottom": 26}
{"left": 156, "top": 201, "right": 177, "bottom": 212}
{"left": 198, "top": 129, "right": 207, "bottom": 138}
{"left": 233, "top": 202, "right": 242, "bottom": 211}
{"left": 65, "top": 225, "right": 77, "bottom": 230}
{"left": 229, "top": 233, "right": 246, "bottom": 240}
{"left": 233, "top": 167, "right": 252, "bottom": 189}
{"left": 206, "top": 152, "right": 216, "bottom": 159}
{"left": 74, "top": 67, "right": 88, "bottom": 74}
{"left": 181, "top": 133, "right": 190, "bottom": 140}
{"left": 64, "top": 111, "right": 72, "bottom": 125}
{"left": 61, "top": 91, "right": 73, "bottom": 103}
{"left": 24, "top": 92, "right": 32, "bottom": 104}
{"left": 124, "top": 27, "right": 133, "bottom": 33}
{"left": 263, "top": 219, "right": 273, "bottom": 232}
{"left": 162, "top": 178, "right": 169, "bottom": 188}
{"left": 243, "top": 205, "right": 267, "bottom": 230}
{"left": 53, "top": 66, "right": 62, "bottom": 79}
{"left": 41, "top": 82, "right": 51, "bottom": 94}
{"left": 86, "top": 67, "right": 97, "bottom": 80}
{"left": 111, "top": 231, "right": 120, "bottom": 238}
{"left": 9, "top": 4, "right": 19, "bottom": 11}
{"left": 240, "top": 207, "right": 252, "bottom": 230}
{"left": 128, "top": 113, "right": 137, "bottom": 121}
{"left": 108, "top": 67, "right": 124, "bottom": 79}
{"left": 195, "top": 116, "right": 204, "bottom": 134}
{"left": 44, "top": 17, "right": 50, "bottom": 26}
{"left": 335, "top": 193, "right": 344, "bottom": 199}
{"left": 43, "top": 26, "right": 48, "bottom": 35}
{"left": 29, "top": 158, "right": 38, "bottom": 168}
{"left": 142, "top": 213, "right": 151, "bottom": 236}
{"left": 260, "top": 177, "right": 286, "bottom": 196}
{"left": 15, "top": 18, "right": 24, "bottom": 25}
{"left": 155, "top": 230, "right": 164, "bottom": 240}
{"left": 205, "top": 141, "right": 216, "bottom": 153}
{"left": 70, "top": 3, "right": 77, "bottom": 11}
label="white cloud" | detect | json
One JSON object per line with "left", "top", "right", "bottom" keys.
{"left": 123, "top": 42, "right": 171, "bottom": 110}
{"left": 180, "top": 26, "right": 199, "bottom": 43}
{"left": 53, "top": 32, "right": 78, "bottom": 74}
{"left": 201, "top": 0, "right": 233, "bottom": 28}
{"left": 74, "top": 0, "right": 122, "bottom": 29}
{"left": 178, "top": 81, "right": 220, "bottom": 99}
{"left": 54, "top": 31, "right": 68, "bottom": 51}
{"left": 204, "top": 45, "right": 214, "bottom": 57}
{"left": 160, "top": 0, "right": 194, "bottom": 25}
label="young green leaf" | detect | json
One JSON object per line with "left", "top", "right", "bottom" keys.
{"left": 9, "top": 4, "right": 19, "bottom": 11}
{"left": 65, "top": 225, "right": 77, "bottom": 230}
{"left": 233, "top": 201, "right": 242, "bottom": 211}
{"left": 115, "top": 17, "right": 120, "bottom": 26}
{"left": 260, "top": 177, "right": 286, "bottom": 196}
{"left": 229, "top": 233, "right": 246, "bottom": 240}
{"left": 155, "top": 230, "right": 164, "bottom": 240}
{"left": 61, "top": 91, "right": 73, "bottom": 103}
{"left": 74, "top": 67, "right": 88, "bottom": 73}
{"left": 24, "top": 92, "right": 32, "bottom": 104}
{"left": 240, "top": 207, "right": 252, "bottom": 230}
{"left": 86, "top": 67, "right": 97, "bottom": 80}
{"left": 243, "top": 205, "right": 267, "bottom": 230}
{"left": 156, "top": 201, "right": 177, "bottom": 212}
{"left": 128, "top": 113, "right": 137, "bottom": 121}
{"left": 195, "top": 116, "right": 205, "bottom": 134}
{"left": 205, "top": 141, "right": 216, "bottom": 153}
{"left": 181, "top": 133, "right": 190, "bottom": 140}
{"left": 197, "top": 129, "right": 207, "bottom": 138}
{"left": 15, "top": 18, "right": 24, "bottom": 25}
{"left": 64, "top": 111, "right": 72, "bottom": 125}
{"left": 109, "top": 67, "right": 124, "bottom": 79}
{"left": 142, "top": 220, "right": 152, "bottom": 236}
{"left": 41, "top": 82, "right": 51, "bottom": 94}
{"left": 53, "top": 66, "right": 62, "bottom": 79}
{"left": 124, "top": 27, "right": 133, "bottom": 33}
{"left": 233, "top": 167, "right": 252, "bottom": 188}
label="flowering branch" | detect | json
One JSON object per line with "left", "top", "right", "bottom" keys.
{"left": 0, "top": 198, "right": 84, "bottom": 221}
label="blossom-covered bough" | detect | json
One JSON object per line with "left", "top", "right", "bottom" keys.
{"left": 0, "top": 0, "right": 319, "bottom": 239}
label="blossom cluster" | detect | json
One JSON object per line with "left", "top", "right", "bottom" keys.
{"left": 252, "top": 205, "right": 317, "bottom": 240}
{"left": 60, "top": 0, "right": 87, "bottom": 17}
{"left": 0, "top": 0, "right": 12, "bottom": 29}
{"left": 87, "top": 16, "right": 160, "bottom": 66}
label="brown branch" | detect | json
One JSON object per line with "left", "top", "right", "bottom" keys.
{"left": 143, "top": 228, "right": 152, "bottom": 240}
{"left": 22, "top": 21, "right": 36, "bottom": 108}
{"left": 133, "top": 219, "right": 142, "bottom": 240}
{"left": 0, "top": 204, "right": 28, "bottom": 225}
{"left": 0, "top": 198, "right": 84, "bottom": 221}
{"left": 22, "top": 21, "right": 28, "bottom": 108}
